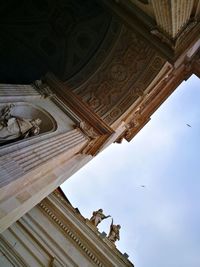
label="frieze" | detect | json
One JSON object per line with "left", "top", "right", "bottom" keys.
{"left": 103, "top": 55, "right": 165, "bottom": 125}
{"left": 70, "top": 25, "right": 166, "bottom": 125}
{"left": 39, "top": 202, "right": 106, "bottom": 267}
{"left": 120, "top": 56, "right": 196, "bottom": 142}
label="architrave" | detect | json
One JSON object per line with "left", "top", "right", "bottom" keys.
{"left": 120, "top": 54, "right": 199, "bottom": 141}
{"left": 44, "top": 73, "right": 114, "bottom": 136}
{"left": 101, "top": 0, "right": 174, "bottom": 61}
{"left": 101, "top": 0, "right": 200, "bottom": 63}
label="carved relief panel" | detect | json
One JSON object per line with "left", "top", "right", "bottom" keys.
{"left": 69, "top": 25, "right": 166, "bottom": 125}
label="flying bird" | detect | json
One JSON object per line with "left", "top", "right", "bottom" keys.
{"left": 186, "top": 124, "right": 192, "bottom": 127}
{"left": 140, "top": 185, "right": 146, "bottom": 188}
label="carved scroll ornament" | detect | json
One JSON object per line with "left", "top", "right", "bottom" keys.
{"left": 34, "top": 80, "right": 55, "bottom": 99}
{"left": 78, "top": 121, "right": 100, "bottom": 139}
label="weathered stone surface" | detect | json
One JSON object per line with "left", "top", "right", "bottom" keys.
{"left": 0, "top": 190, "right": 134, "bottom": 267}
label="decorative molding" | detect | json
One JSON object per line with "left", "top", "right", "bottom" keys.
{"left": 153, "top": 19, "right": 200, "bottom": 60}
{"left": 0, "top": 236, "right": 28, "bottom": 267}
{"left": 175, "top": 19, "right": 198, "bottom": 48}
{"left": 120, "top": 56, "right": 196, "bottom": 141}
{"left": 33, "top": 80, "right": 55, "bottom": 99}
{"left": 150, "top": 29, "right": 174, "bottom": 47}
{"left": 39, "top": 202, "right": 106, "bottom": 267}
{"left": 51, "top": 258, "right": 66, "bottom": 267}
{"left": 49, "top": 191, "right": 134, "bottom": 267}
{"left": 44, "top": 73, "right": 114, "bottom": 136}
{"left": 76, "top": 121, "right": 100, "bottom": 139}
{"left": 102, "top": 0, "right": 200, "bottom": 62}
{"left": 43, "top": 73, "right": 115, "bottom": 156}
{"left": 74, "top": 120, "right": 111, "bottom": 156}
{"left": 101, "top": 0, "right": 174, "bottom": 60}
{"left": 72, "top": 25, "right": 166, "bottom": 125}
{"left": 192, "top": 50, "right": 200, "bottom": 77}
{"left": 81, "top": 134, "right": 110, "bottom": 156}
{"left": 0, "top": 129, "right": 87, "bottom": 188}
{"left": 115, "top": 103, "right": 148, "bottom": 143}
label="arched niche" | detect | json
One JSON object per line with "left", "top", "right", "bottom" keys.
{"left": 11, "top": 102, "right": 57, "bottom": 133}
{"left": 0, "top": 102, "right": 57, "bottom": 146}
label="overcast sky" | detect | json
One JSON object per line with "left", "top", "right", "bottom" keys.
{"left": 61, "top": 75, "right": 200, "bottom": 267}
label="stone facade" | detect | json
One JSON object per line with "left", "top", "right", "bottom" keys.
{"left": 0, "top": 1, "right": 200, "bottom": 265}
{"left": 0, "top": 189, "right": 134, "bottom": 267}
{"left": 0, "top": 82, "right": 91, "bottom": 233}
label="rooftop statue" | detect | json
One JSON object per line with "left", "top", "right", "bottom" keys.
{"left": 89, "top": 209, "right": 111, "bottom": 227}
{"left": 0, "top": 104, "right": 41, "bottom": 144}
{"left": 108, "top": 219, "right": 121, "bottom": 243}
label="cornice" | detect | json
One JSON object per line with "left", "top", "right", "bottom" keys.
{"left": 101, "top": 0, "right": 174, "bottom": 61}
{"left": 192, "top": 50, "right": 200, "bottom": 78}
{"left": 39, "top": 192, "right": 134, "bottom": 267}
{"left": 43, "top": 73, "right": 115, "bottom": 156}
{"left": 50, "top": 192, "right": 134, "bottom": 266}
{"left": 44, "top": 73, "right": 114, "bottom": 136}
{"left": 39, "top": 202, "right": 107, "bottom": 267}
{"left": 118, "top": 55, "right": 197, "bottom": 141}
{"left": 101, "top": 0, "right": 200, "bottom": 62}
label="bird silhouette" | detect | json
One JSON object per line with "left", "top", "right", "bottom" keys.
{"left": 186, "top": 124, "right": 192, "bottom": 127}
{"left": 140, "top": 185, "right": 146, "bottom": 188}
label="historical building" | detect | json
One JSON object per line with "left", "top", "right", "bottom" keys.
{"left": 0, "top": 0, "right": 200, "bottom": 265}
{"left": 0, "top": 188, "right": 133, "bottom": 267}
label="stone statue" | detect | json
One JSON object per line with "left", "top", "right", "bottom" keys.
{"left": 0, "top": 104, "right": 42, "bottom": 144}
{"left": 108, "top": 219, "right": 121, "bottom": 243}
{"left": 89, "top": 209, "right": 111, "bottom": 227}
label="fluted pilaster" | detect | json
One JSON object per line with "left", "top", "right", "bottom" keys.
{"left": 0, "top": 84, "right": 39, "bottom": 97}
{"left": 151, "top": 0, "right": 194, "bottom": 38}
{"left": 0, "top": 129, "right": 87, "bottom": 188}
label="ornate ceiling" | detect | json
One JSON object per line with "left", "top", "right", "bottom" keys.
{"left": 0, "top": 0, "right": 167, "bottom": 125}
{"left": 0, "top": 0, "right": 116, "bottom": 83}
{"left": 71, "top": 25, "right": 166, "bottom": 125}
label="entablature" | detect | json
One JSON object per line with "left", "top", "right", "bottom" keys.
{"left": 101, "top": 0, "right": 200, "bottom": 62}
{"left": 115, "top": 48, "right": 200, "bottom": 142}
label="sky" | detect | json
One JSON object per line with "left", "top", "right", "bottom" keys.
{"left": 61, "top": 75, "right": 200, "bottom": 267}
